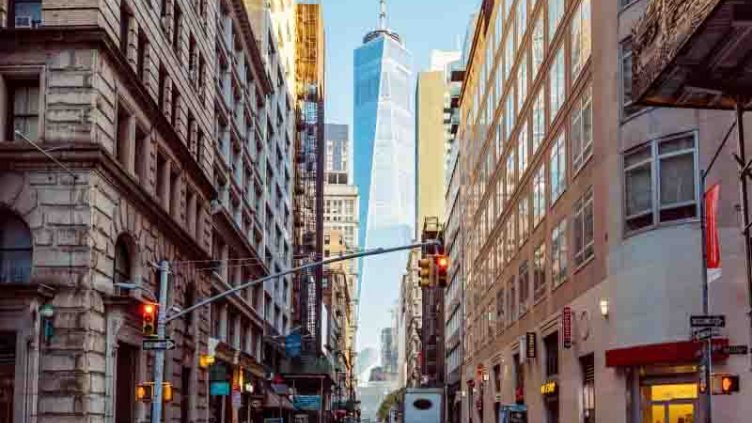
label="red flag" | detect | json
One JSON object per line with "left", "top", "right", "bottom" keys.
{"left": 705, "top": 184, "right": 721, "bottom": 270}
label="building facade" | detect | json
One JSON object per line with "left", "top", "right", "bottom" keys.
{"left": 416, "top": 70, "right": 448, "bottom": 230}
{"left": 458, "top": 0, "right": 752, "bottom": 422}
{"left": 400, "top": 249, "right": 423, "bottom": 388}
{"left": 323, "top": 124, "right": 359, "bottom": 252}
{"left": 0, "top": 0, "right": 294, "bottom": 422}
{"left": 324, "top": 123, "right": 350, "bottom": 185}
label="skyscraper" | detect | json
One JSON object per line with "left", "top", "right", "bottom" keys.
{"left": 353, "top": 0, "right": 415, "bottom": 352}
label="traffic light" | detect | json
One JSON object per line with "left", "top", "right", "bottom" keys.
{"left": 142, "top": 303, "right": 157, "bottom": 336}
{"left": 712, "top": 374, "right": 740, "bottom": 395}
{"left": 136, "top": 382, "right": 174, "bottom": 403}
{"left": 136, "top": 382, "right": 155, "bottom": 402}
{"left": 435, "top": 255, "right": 449, "bottom": 288}
{"left": 418, "top": 257, "right": 434, "bottom": 287}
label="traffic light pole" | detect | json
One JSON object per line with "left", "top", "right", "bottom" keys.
{"left": 165, "top": 240, "right": 439, "bottom": 323}
{"left": 152, "top": 260, "right": 170, "bottom": 423}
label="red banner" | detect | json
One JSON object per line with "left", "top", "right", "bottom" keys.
{"left": 705, "top": 184, "right": 721, "bottom": 270}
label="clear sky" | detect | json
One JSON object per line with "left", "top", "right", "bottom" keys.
{"left": 321, "top": 0, "right": 479, "bottom": 354}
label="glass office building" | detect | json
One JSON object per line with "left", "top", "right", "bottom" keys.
{"left": 353, "top": 25, "right": 414, "bottom": 350}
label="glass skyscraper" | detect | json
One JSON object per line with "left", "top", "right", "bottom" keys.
{"left": 353, "top": 10, "right": 414, "bottom": 352}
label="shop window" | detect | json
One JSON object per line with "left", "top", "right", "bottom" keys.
{"left": 624, "top": 132, "right": 698, "bottom": 233}
{"left": 581, "top": 354, "right": 595, "bottom": 423}
{"left": 640, "top": 381, "right": 697, "bottom": 423}
{"left": 6, "top": 79, "right": 40, "bottom": 141}
{"left": 0, "top": 209, "right": 33, "bottom": 283}
{"left": 0, "top": 332, "right": 16, "bottom": 420}
{"left": 513, "top": 354, "right": 524, "bottom": 404}
{"left": 545, "top": 332, "right": 559, "bottom": 377}
{"left": 10, "top": 0, "right": 42, "bottom": 28}
{"left": 493, "top": 363, "right": 501, "bottom": 393}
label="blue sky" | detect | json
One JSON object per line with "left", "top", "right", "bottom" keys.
{"left": 321, "top": 0, "right": 479, "bottom": 353}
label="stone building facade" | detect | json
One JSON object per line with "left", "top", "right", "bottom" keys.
{"left": 0, "top": 0, "right": 294, "bottom": 421}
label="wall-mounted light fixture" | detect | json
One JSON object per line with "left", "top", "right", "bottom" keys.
{"left": 599, "top": 299, "right": 609, "bottom": 318}
{"left": 39, "top": 303, "right": 55, "bottom": 344}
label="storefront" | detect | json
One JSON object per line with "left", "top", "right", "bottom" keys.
{"left": 606, "top": 339, "right": 729, "bottom": 423}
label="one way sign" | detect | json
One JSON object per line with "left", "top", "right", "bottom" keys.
{"left": 690, "top": 315, "right": 726, "bottom": 328}
{"left": 143, "top": 338, "right": 176, "bottom": 351}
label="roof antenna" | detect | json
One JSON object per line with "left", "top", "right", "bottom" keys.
{"left": 378, "top": 0, "right": 387, "bottom": 30}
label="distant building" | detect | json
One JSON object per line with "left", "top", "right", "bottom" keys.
{"left": 353, "top": 0, "right": 415, "bottom": 356}
{"left": 325, "top": 123, "right": 351, "bottom": 184}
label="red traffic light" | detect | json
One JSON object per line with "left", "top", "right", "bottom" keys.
{"left": 142, "top": 303, "right": 157, "bottom": 336}
{"left": 435, "top": 255, "right": 449, "bottom": 272}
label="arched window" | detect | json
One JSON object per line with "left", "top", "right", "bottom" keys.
{"left": 0, "top": 209, "right": 33, "bottom": 283}
{"left": 114, "top": 236, "right": 131, "bottom": 284}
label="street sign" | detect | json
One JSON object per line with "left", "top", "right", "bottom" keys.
{"left": 690, "top": 315, "right": 726, "bottom": 328}
{"left": 724, "top": 345, "right": 749, "bottom": 355}
{"left": 692, "top": 327, "right": 715, "bottom": 341}
{"left": 142, "top": 338, "right": 176, "bottom": 351}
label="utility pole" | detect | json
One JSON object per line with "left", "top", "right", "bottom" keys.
{"left": 152, "top": 260, "right": 170, "bottom": 423}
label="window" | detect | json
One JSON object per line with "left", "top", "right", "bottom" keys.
{"left": 506, "top": 218, "right": 515, "bottom": 263}
{"left": 173, "top": 5, "right": 183, "bottom": 56}
{"left": 518, "top": 53, "right": 528, "bottom": 112}
{"left": 518, "top": 122, "right": 529, "bottom": 174}
{"left": 581, "top": 354, "right": 595, "bottom": 423}
{"left": 506, "top": 150, "right": 517, "bottom": 199}
{"left": 113, "top": 236, "right": 131, "bottom": 285}
{"left": 10, "top": 0, "right": 42, "bottom": 28}
{"left": 508, "top": 275, "right": 517, "bottom": 321}
{"left": 515, "top": 0, "right": 528, "bottom": 47}
{"left": 518, "top": 261, "right": 530, "bottom": 315}
{"left": 573, "top": 187, "right": 594, "bottom": 266}
{"left": 518, "top": 196, "right": 529, "bottom": 246}
{"left": 533, "top": 242, "right": 546, "bottom": 301}
{"left": 7, "top": 79, "right": 40, "bottom": 141}
{"left": 171, "top": 85, "right": 180, "bottom": 128}
{"left": 532, "top": 13, "right": 545, "bottom": 75}
{"left": 571, "top": 87, "right": 593, "bottom": 172}
{"left": 137, "top": 29, "right": 147, "bottom": 81}
{"left": 158, "top": 63, "right": 167, "bottom": 112}
{"left": 496, "top": 286, "right": 505, "bottom": 326}
{"left": 621, "top": 38, "right": 644, "bottom": 118}
{"left": 548, "top": 0, "right": 565, "bottom": 41}
{"left": 116, "top": 103, "right": 135, "bottom": 171}
{"left": 550, "top": 133, "right": 566, "bottom": 203}
{"left": 624, "top": 133, "right": 698, "bottom": 232}
{"left": 156, "top": 153, "right": 168, "bottom": 205}
{"left": 504, "top": 32, "right": 515, "bottom": 83}
{"left": 545, "top": 331, "right": 559, "bottom": 376}
{"left": 533, "top": 165, "right": 546, "bottom": 226}
{"left": 119, "top": 2, "right": 131, "bottom": 54}
{"left": 549, "top": 47, "right": 566, "bottom": 118}
{"left": 571, "top": 0, "right": 592, "bottom": 80}
{"left": 505, "top": 93, "right": 515, "bottom": 141}
{"left": 552, "top": 219, "right": 567, "bottom": 286}
{"left": 532, "top": 89, "right": 545, "bottom": 153}
{"left": 0, "top": 210, "right": 33, "bottom": 283}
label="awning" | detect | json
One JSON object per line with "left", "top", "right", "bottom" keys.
{"left": 264, "top": 391, "right": 295, "bottom": 410}
{"left": 605, "top": 338, "right": 729, "bottom": 367}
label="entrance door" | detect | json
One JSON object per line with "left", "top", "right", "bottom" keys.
{"left": 115, "top": 343, "right": 138, "bottom": 423}
{"left": 641, "top": 383, "right": 697, "bottom": 423}
{"left": 0, "top": 333, "right": 16, "bottom": 422}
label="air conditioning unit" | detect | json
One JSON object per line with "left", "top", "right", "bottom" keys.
{"left": 15, "top": 16, "right": 32, "bottom": 28}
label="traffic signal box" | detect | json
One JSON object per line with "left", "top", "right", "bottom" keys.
{"left": 142, "top": 303, "right": 157, "bottom": 336}
{"left": 418, "top": 257, "right": 434, "bottom": 287}
{"left": 711, "top": 374, "right": 740, "bottom": 395}
{"left": 435, "top": 255, "right": 449, "bottom": 288}
{"left": 136, "top": 382, "right": 174, "bottom": 403}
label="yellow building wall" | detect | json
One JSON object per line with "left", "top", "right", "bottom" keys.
{"left": 416, "top": 71, "right": 448, "bottom": 231}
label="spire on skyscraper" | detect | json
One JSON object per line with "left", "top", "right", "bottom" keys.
{"left": 378, "top": 0, "right": 387, "bottom": 30}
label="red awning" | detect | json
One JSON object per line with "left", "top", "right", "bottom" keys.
{"left": 605, "top": 338, "right": 729, "bottom": 367}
